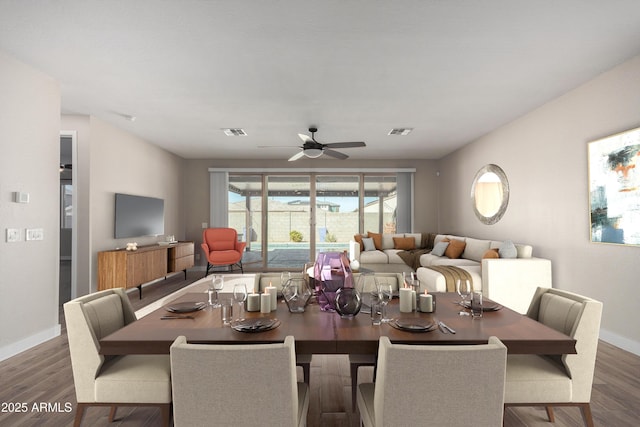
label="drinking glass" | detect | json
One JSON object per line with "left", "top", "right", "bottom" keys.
{"left": 377, "top": 282, "right": 393, "bottom": 323}
{"left": 456, "top": 279, "right": 471, "bottom": 316}
{"left": 233, "top": 283, "right": 248, "bottom": 322}
{"left": 210, "top": 275, "right": 224, "bottom": 308}
{"left": 281, "top": 271, "right": 291, "bottom": 288}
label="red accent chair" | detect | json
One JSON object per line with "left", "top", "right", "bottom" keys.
{"left": 201, "top": 228, "right": 246, "bottom": 276}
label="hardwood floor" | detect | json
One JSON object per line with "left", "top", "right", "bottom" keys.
{"left": 1, "top": 271, "right": 638, "bottom": 426}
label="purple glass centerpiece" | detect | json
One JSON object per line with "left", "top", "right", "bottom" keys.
{"left": 314, "top": 251, "right": 354, "bottom": 312}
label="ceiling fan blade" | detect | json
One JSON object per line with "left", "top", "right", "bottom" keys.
{"left": 323, "top": 149, "right": 349, "bottom": 160}
{"left": 288, "top": 150, "right": 306, "bottom": 162}
{"left": 257, "top": 145, "right": 298, "bottom": 148}
{"left": 298, "top": 133, "right": 313, "bottom": 143}
{"left": 323, "top": 141, "right": 366, "bottom": 149}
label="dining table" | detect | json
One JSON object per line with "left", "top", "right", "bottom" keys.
{"left": 99, "top": 291, "right": 576, "bottom": 356}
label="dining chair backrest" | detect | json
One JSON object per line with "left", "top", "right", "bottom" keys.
{"left": 374, "top": 336, "right": 507, "bottom": 426}
{"left": 63, "top": 288, "right": 137, "bottom": 402}
{"left": 525, "top": 287, "right": 602, "bottom": 402}
{"left": 170, "top": 335, "right": 303, "bottom": 427}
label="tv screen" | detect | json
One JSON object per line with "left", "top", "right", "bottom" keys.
{"left": 114, "top": 193, "right": 165, "bottom": 239}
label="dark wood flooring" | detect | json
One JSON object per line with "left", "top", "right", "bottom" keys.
{"left": 0, "top": 270, "right": 638, "bottom": 426}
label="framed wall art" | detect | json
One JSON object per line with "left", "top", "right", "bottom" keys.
{"left": 588, "top": 126, "right": 640, "bottom": 245}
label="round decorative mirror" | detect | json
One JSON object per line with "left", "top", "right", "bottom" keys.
{"left": 471, "top": 164, "right": 509, "bottom": 225}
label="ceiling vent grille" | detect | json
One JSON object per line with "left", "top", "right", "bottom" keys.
{"left": 388, "top": 128, "right": 413, "bottom": 136}
{"left": 222, "top": 128, "right": 247, "bottom": 136}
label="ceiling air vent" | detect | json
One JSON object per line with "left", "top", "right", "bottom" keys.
{"left": 388, "top": 128, "right": 413, "bottom": 136}
{"left": 222, "top": 128, "right": 247, "bottom": 136}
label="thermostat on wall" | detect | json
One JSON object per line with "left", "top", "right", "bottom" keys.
{"left": 13, "top": 192, "right": 29, "bottom": 203}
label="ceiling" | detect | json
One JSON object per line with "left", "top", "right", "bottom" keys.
{"left": 2, "top": 1, "right": 640, "bottom": 161}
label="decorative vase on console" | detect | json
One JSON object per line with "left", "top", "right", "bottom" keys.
{"left": 313, "top": 251, "right": 357, "bottom": 312}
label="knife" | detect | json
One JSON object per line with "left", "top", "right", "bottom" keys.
{"left": 439, "top": 321, "right": 456, "bottom": 334}
{"left": 438, "top": 322, "right": 448, "bottom": 334}
{"left": 161, "top": 315, "right": 194, "bottom": 320}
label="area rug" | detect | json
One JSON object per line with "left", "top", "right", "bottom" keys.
{"left": 135, "top": 273, "right": 256, "bottom": 318}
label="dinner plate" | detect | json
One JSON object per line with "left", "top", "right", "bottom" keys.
{"left": 165, "top": 301, "right": 207, "bottom": 313}
{"left": 232, "top": 318, "right": 281, "bottom": 333}
{"left": 462, "top": 301, "right": 503, "bottom": 311}
{"left": 390, "top": 319, "right": 436, "bottom": 332}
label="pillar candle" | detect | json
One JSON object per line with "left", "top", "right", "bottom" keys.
{"left": 266, "top": 282, "right": 278, "bottom": 311}
{"left": 411, "top": 289, "right": 417, "bottom": 311}
{"left": 246, "top": 293, "right": 260, "bottom": 312}
{"left": 260, "top": 292, "right": 271, "bottom": 313}
{"left": 399, "top": 288, "right": 413, "bottom": 313}
{"left": 419, "top": 293, "right": 433, "bottom": 313}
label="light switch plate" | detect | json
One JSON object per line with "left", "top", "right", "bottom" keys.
{"left": 26, "top": 228, "right": 44, "bottom": 241}
{"left": 6, "top": 228, "right": 20, "bottom": 242}
{"left": 202, "top": 222, "right": 208, "bottom": 229}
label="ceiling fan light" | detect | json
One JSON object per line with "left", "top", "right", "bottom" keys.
{"left": 304, "top": 148, "right": 323, "bottom": 158}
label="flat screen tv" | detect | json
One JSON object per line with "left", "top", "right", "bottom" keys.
{"left": 114, "top": 193, "right": 165, "bottom": 239}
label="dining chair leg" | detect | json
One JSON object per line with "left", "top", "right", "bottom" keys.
{"left": 160, "top": 403, "right": 171, "bottom": 427}
{"left": 579, "top": 403, "right": 595, "bottom": 427}
{"left": 545, "top": 406, "right": 555, "bottom": 422}
{"left": 108, "top": 406, "right": 117, "bottom": 422}
{"left": 73, "top": 403, "right": 87, "bottom": 427}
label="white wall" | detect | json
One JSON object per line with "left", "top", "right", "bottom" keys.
{"left": 61, "top": 115, "right": 186, "bottom": 293}
{"left": 0, "top": 52, "right": 61, "bottom": 360}
{"left": 437, "top": 54, "right": 640, "bottom": 355}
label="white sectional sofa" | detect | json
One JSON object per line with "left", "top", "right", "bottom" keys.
{"left": 349, "top": 233, "right": 551, "bottom": 314}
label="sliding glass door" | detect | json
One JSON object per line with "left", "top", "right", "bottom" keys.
{"left": 227, "top": 172, "right": 400, "bottom": 271}
{"left": 266, "top": 175, "right": 311, "bottom": 269}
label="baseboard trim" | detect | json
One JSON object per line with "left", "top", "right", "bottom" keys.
{"left": 600, "top": 328, "right": 640, "bottom": 357}
{"left": 0, "top": 324, "right": 62, "bottom": 362}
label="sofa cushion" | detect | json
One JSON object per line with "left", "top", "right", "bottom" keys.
{"left": 360, "top": 250, "right": 388, "bottom": 264}
{"left": 404, "top": 233, "right": 422, "bottom": 249}
{"left": 381, "top": 233, "right": 403, "bottom": 250}
{"left": 385, "top": 249, "right": 407, "bottom": 264}
{"left": 362, "top": 237, "right": 376, "bottom": 252}
{"left": 483, "top": 249, "right": 500, "bottom": 259}
{"left": 431, "top": 241, "right": 449, "bottom": 257}
{"left": 431, "top": 257, "right": 479, "bottom": 267}
{"left": 499, "top": 240, "right": 518, "bottom": 258}
{"left": 367, "top": 231, "right": 382, "bottom": 250}
{"left": 393, "top": 236, "right": 415, "bottom": 250}
{"left": 462, "top": 238, "right": 491, "bottom": 262}
{"left": 444, "top": 238, "right": 466, "bottom": 259}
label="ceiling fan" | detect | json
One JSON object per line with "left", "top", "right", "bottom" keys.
{"left": 287, "top": 127, "right": 366, "bottom": 161}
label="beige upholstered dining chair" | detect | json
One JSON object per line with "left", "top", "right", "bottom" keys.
{"left": 504, "top": 287, "right": 603, "bottom": 427}
{"left": 170, "top": 335, "right": 310, "bottom": 427}
{"left": 63, "top": 288, "right": 171, "bottom": 427}
{"left": 357, "top": 336, "right": 507, "bottom": 427}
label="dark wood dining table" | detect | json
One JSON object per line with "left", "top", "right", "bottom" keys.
{"left": 99, "top": 292, "right": 576, "bottom": 356}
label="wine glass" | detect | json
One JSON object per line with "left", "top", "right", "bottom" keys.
{"left": 209, "top": 275, "right": 224, "bottom": 308}
{"left": 233, "top": 283, "right": 248, "bottom": 322}
{"left": 456, "top": 279, "right": 471, "bottom": 316}
{"left": 377, "top": 282, "right": 393, "bottom": 323}
{"left": 281, "top": 271, "right": 291, "bottom": 288}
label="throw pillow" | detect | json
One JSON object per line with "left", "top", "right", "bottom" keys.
{"left": 353, "top": 234, "right": 364, "bottom": 251}
{"left": 362, "top": 237, "right": 376, "bottom": 252}
{"left": 483, "top": 248, "right": 500, "bottom": 259}
{"left": 444, "top": 238, "right": 466, "bottom": 259}
{"left": 499, "top": 240, "right": 518, "bottom": 259}
{"left": 393, "top": 236, "right": 415, "bottom": 251}
{"left": 431, "top": 241, "right": 449, "bottom": 257}
{"left": 367, "top": 231, "right": 382, "bottom": 250}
